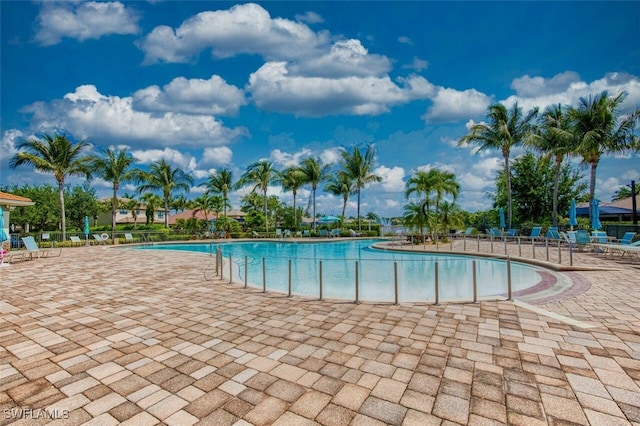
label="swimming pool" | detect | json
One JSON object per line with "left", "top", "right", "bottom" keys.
{"left": 134, "top": 239, "right": 551, "bottom": 303}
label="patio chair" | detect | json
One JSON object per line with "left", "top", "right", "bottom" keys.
{"left": 545, "top": 227, "right": 559, "bottom": 239}
{"left": 124, "top": 233, "right": 137, "bottom": 243}
{"left": 21, "top": 236, "right": 61, "bottom": 259}
{"left": 591, "top": 231, "right": 609, "bottom": 243}
{"left": 319, "top": 229, "right": 329, "bottom": 238}
{"left": 275, "top": 229, "right": 283, "bottom": 239}
{"left": 92, "top": 234, "right": 107, "bottom": 245}
{"left": 252, "top": 230, "right": 262, "bottom": 238}
{"left": 303, "top": 230, "right": 311, "bottom": 237}
{"left": 617, "top": 232, "right": 636, "bottom": 245}
{"left": 70, "top": 236, "right": 83, "bottom": 246}
{"left": 529, "top": 226, "right": 542, "bottom": 240}
{"left": 295, "top": 231, "right": 302, "bottom": 237}
{"left": 349, "top": 229, "right": 362, "bottom": 237}
{"left": 560, "top": 231, "right": 576, "bottom": 249}
{"left": 574, "top": 230, "right": 592, "bottom": 251}
{"left": 330, "top": 229, "right": 341, "bottom": 238}
{"left": 284, "top": 229, "right": 292, "bottom": 238}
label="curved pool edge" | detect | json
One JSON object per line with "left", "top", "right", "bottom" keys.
{"left": 370, "top": 241, "right": 621, "bottom": 272}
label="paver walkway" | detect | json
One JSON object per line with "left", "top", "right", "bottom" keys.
{"left": 0, "top": 241, "right": 638, "bottom": 425}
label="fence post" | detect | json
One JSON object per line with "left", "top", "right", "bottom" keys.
{"left": 394, "top": 262, "right": 398, "bottom": 305}
{"left": 545, "top": 239, "right": 549, "bottom": 261}
{"left": 506, "top": 257, "right": 512, "bottom": 301}
{"left": 262, "top": 257, "right": 266, "bottom": 293}
{"left": 557, "top": 240, "right": 561, "bottom": 264}
{"left": 472, "top": 260, "right": 478, "bottom": 303}
{"left": 354, "top": 261, "right": 359, "bottom": 304}
{"left": 215, "top": 248, "right": 220, "bottom": 275}
{"left": 463, "top": 234, "right": 467, "bottom": 251}
{"left": 288, "top": 259, "right": 292, "bottom": 297}
{"left": 229, "top": 255, "right": 233, "bottom": 284}
{"left": 477, "top": 234, "right": 480, "bottom": 251}
{"left": 490, "top": 235, "right": 494, "bottom": 253}
{"left": 244, "top": 256, "right": 248, "bottom": 289}
{"left": 518, "top": 237, "right": 522, "bottom": 257}
{"left": 569, "top": 243, "right": 573, "bottom": 266}
{"left": 504, "top": 237, "right": 507, "bottom": 255}
{"left": 434, "top": 262, "right": 439, "bottom": 306}
{"left": 532, "top": 238, "right": 536, "bottom": 259}
{"left": 319, "top": 260, "right": 323, "bottom": 301}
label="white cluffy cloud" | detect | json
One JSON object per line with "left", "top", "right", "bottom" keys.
{"left": 35, "top": 1, "right": 139, "bottom": 46}
{"left": 248, "top": 63, "right": 434, "bottom": 116}
{"left": 21, "top": 85, "right": 247, "bottom": 148}
{"left": 422, "top": 87, "right": 493, "bottom": 123}
{"left": 137, "top": 3, "right": 327, "bottom": 64}
{"left": 133, "top": 75, "right": 246, "bottom": 116}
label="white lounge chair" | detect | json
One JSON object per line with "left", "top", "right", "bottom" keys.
{"left": 21, "top": 236, "right": 61, "bottom": 259}
{"left": 70, "top": 236, "right": 83, "bottom": 246}
{"left": 349, "top": 229, "right": 361, "bottom": 237}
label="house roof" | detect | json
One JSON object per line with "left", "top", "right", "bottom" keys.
{"left": 0, "top": 191, "right": 35, "bottom": 207}
{"left": 168, "top": 209, "right": 246, "bottom": 225}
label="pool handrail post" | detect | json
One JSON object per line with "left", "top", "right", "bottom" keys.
{"left": 463, "top": 234, "right": 467, "bottom": 251}
{"left": 288, "top": 259, "right": 292, "bottom": 297}
{"left": 319, "top": 260, "right": 323, "bottom": 301}
{"left": 450, "top": 238, "right": 453, "bottom": 251}
{"left": 569, "top": 243, "right": 573, "bottom": 266}
{"left": 518, "top": 237, "right": 522, "bottom": 257}
{"left": 220, "top": 255, "right": 224, "bottom": 281}
{"left": 393, "top": 261, "right": 398, "bottom": 305}
{"left": 504, "top": 236, "right": 507, "bottom": 255}
{"left": 472, "top": 259, "right": 478, "bottom": 303}
{"left": 545, "top": 238, "right": 549, "bottom": 261}
{"left": 477, "top": 234, "right": 480, "bottom": 251}
{"left": 229, "top": 255, "right": 233, "bottom": 284}
{"left": 532, "top": 237, "right": 536, "bottom": 259}
{"left": 434, "top": 261, "right": 440, "bottom": 306}
{"left": 354, "top": 260, "right": 360, "bottom": 304}
{"left": 262, "top": 257, "right": 266, "bottom": 293}
{"left": 490, "top": 235, "right": 494, "bottom": 253}
{"left": 557, "top": 240, "right": 561, "bottom": 264}
{"left": 215, "top": 248, "right": 220, "bottom": 276}
{"left": 506, "top": 257, "right": 512, "bottom": 301}
{"left": 244, "top": 256, "right": 248, "bottom": 289}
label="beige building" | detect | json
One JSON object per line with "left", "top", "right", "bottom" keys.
{"left": 95, "top": 198, "right": 165, "bottom": 226}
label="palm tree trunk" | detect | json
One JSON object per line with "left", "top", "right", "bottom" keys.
{"left": 504, "top": 154, "right": 513, "bottom": 229}
{"left": 341, "top": 196, "right": 347, "bottom": 219}
{"left": 112, "top": 186, "right": 118, "bottom": 241}
{"left": 58, "top": 181, "right": 66, "bottom": 241}
{"left": 292, "top": 190, "right": 297, "bottom": 228}
{"left": 223, "top": 191, "right": 228, "bottom": 217}
{"left": 357, "top": 188, "right": 361, "bottom": 231}
{"left": 312, "top": 187, "right": 317, "bottom": 231}
{"left": 164, "top": 199, "right": 169, "bottom": 228}
{"left": 264, "top": 189, "right": 268, "bottom": 232}
{"left": 552, "top": 157, "right": 561, "bottom": 227}
{"left": 589, "top": 161, "right": 598, "bottom": 225}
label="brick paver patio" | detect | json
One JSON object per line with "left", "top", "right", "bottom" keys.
{"left": 0, "top": 239, "right": 638, "bottom": 425}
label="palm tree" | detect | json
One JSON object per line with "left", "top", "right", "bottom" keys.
{"left": 299, "top": 157, "right": 331, "bottom": 230}
{"left": 203, "top": 168, "right": 234, "bottom": 217}
{"left": 280, "top": 167, "right": 307, "bottom": 228}
{"left": 120, "top": 197, "right": 141, "bottom": 230}
{"left": 402, "top": 201, "right": 431, "bottom": 241}
{"left": 569, "top": 91, "right": 640, "bottom": 224}
{"left": 405, "top": 169, "right": 459, "bottom": 237}
{"left": 339, "top": 144, "right": 382, "bottom": 230}
{"left": 405, "top": 170, "right": 436, "bottom": 212}
{"left": 529, "top": 104, "right": 577, "bottom": 227}
{"left": 89, "top": 147, "right": 140, "bottom": 240}
{"left": 438, "top": 201, "right": 465, "bottom": 234}
{"left": 612, "top": 185, "right": 639, "bottom": 202}
{"left": 325, "top": 172, "right": 354, "bottom": 220}
{"left": 136, "top": 159, "right": 194, "bottom": 227}
{"left": 9, "top": 133, "right": 92, "bottom": 240}
{"left": 236, "top": 161, "right": 279, "bottom": 232}
{"left": 171, "top": 194, "right": 191, "bottom": 213}
{"left": 140, "top": 193, "right": 162, "bottom": 225}
{"left": 459, "top": 102, "right": 539, "bottom": 228}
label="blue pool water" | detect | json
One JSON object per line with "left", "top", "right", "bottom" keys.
{"left": 134, "top": 239, "right": 547, "bottom": 303}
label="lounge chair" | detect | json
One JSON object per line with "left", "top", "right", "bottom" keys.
{"left": 284, "top": 229, "right": 292, "bottom": 238}
{"left": 295, "top": 231, "right": 302, "bottom": 237}
{"left": 528, "top": 226, "right": 542, "bottom": 241}
{"left": 560, "top": 231, "right": 576, "bottom": 249}
{"left": 506, "top": 229, "right": 519, "bottom": 237}
{"left": 574, "top": 230, "right": 592, "bottom": 251}
{"left": 319, "top": 230, "right": 329, "bottom": 238}
{"left": 70, "top": 236, "right": 83, "bottom": 246}
{"left": 545, "top": 227, "right": 558, "bottom": 239}
{"left": 124, "top": 233, "right": 136, "bottom": 243}
{"left": 275, "top": 229, "right": 283, "bottom": 239}
{"left": 21, "top": 236, "right": 61, "bottom": 259}
{"left": 329, "top": 229, "right": 341, "bottom": 238}
{"left": 488, "top": 228, "right": 503, "bottom": 238}
{"left": 303, "top": 230, "right": 311, "bottom": 237}
{"left": 617, "top": 232, "right": 636, "bottom": 245}
{"left": 591, "top": 231, "right": 610, "bottom": 243}
{"left": 92, "top": 234, "right": 107, "bottom": 245}
{"left": 349, "top": 229, "right": 361, "bottom": 237}
{"left": 252, "top": 230, "right": 262, "bottom": 238}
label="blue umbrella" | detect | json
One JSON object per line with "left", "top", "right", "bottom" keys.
{"left": 84, "top": 216, "right": 90, "bottom": 236}
{"left": 499, "top": 208, "right": 505, "bottom": 230}
{"left": 568, "top": 199, "right": 578, "bottom": 229}
{"left": 317, "top": 215, "right": 340, "bottom": 225}
{"left": 0, "top": 206, "right": 7, "bottom": 243}
{"left": 591, "top": 199, "right": 602, "bottom": 230}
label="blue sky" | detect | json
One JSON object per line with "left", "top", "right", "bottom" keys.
{"left": 1, "top": 1, "right": 639, "bottom": 218}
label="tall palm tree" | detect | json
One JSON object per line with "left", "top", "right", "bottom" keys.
{"left": 299, "top": 157, "right": 331, "bottom": 230}
{"left": 402, "top": 201, "right": 432, "bottom": 240}
{"left": 405, "top": 169, "right": 459, "bottom": 237}
{"left": 612, "top": 185, "right": 639, "bottom": 202}
{"left": 236, "top": 161, "right": 279, "bottom": 232}
{"left": 405, "top": 170, "right": 437, "bottom": 212}
{"left": 279, "top": 167, "right": 307, "bottom": 228}
{"left": 136, "top": 159, "right": 194, "bottom": 227}
{"left": 140, "top": 193, "right": 163, "bottom": 225}
{"left": 569, "top": 91, "right": 639, "bottom": 224}
{"left": 89, "top": 147, "right": 140, "bottom": 240}
{"left": 9, "top": 133, "right": 92, "bottom": 240}
{"left": 339, "top": 144, "right": 382, "bottom": 230}
{"left": 459, "top": 102, "right": 538, "bottom": 228}
{"left": 325, "top": 172, "right": 354, "bottom": 220}
{"left": 529, "top": 104, "right": 577, "bottom": 227}
{"left": 203, "top": 168, "right": 234, "bottom": 217}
